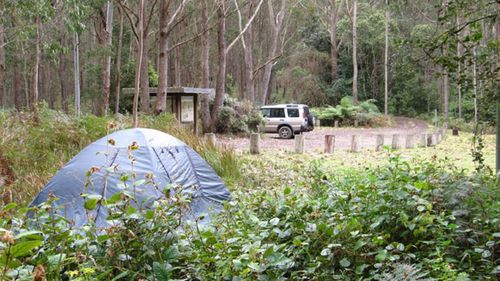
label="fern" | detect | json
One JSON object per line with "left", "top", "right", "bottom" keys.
{"left": 378, "top": 263, "right": 433, "bottom": 281}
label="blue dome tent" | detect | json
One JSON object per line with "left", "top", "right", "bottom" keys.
{"left": 30, "top": 128, "right": 230, "bottom": 227}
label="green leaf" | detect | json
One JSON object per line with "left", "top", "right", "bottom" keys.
{"left": 269, "top": 218, "right": 280, "bottom": 226}
{"left": 340, "top": 258, "right": 351, "bottom": 268}
{"left": 153, "top": 262, "right": 171, "bottom": 280}
{"left": 14, "top": 231, "right": 43, "bottom": 240}
{"left": 284, "top": 186, "right": 291, "bottom": 195}
{"left": 84, "top": 198, "right": 98, "bottom": 210}
{"left": 248, "top": 262, "right": 260, "bottom": 271}
{"left": 10, "top": 240, "right": 43, "bottom": 257}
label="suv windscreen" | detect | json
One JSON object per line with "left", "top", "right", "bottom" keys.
{"left": 287, "top": 108, "right": 300, "bottom": 117}
{"left": 270, "top": 108, "right": 285, "bottom": 118}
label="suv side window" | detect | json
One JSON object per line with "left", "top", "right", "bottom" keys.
{"left": 270, "top": 108, "right": 285, "bottom": 118}
{"left": 261, "top": 108, "right": 271, "bottom": 117}
{"left": 287, "top": 108, "right": 299, "bottom": 118}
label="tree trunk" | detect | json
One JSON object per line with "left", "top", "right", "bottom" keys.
{"left": 456, "top": 15, "right": 462, "bottom": 119}
{"left": 199, "top": 0, "right": 211, "bottom": 132}
{"left": 115, "top": 5, "right": 124, "bottom": 113}
{"left": 0, "top": 23, "right": 5, "bottom": 108}
{"left": 156, "top": 0, "right": 170, "bottom": 115}
{"left": 242, "top": 0, "right": 256, "bottom": 103}
{"left": 140, "top": 6, "right": 150, "bottom": 114}
{"left": 329, "top": 0, "right": 342, "bottom": 81}
{"left": 261, "top": 0, "right": 286, "bottom": 105}
{"left": 101, "top": 1, "right": 113, "bottom": 116}
{"left": 58, "top": 35, "right": 69, "bottom": 113}
{"left": 473, "top": 46, "right": 478, "bottom": 123}
{"left": 352, "top": 0, "right": 358, "bottom": 104}
{"left": 133, "top": 0, "right": 146, "bottom": 127}
{"left": 174, "top": 46, "right": 181, "bottom": 86}
{"left": 73, "top": 32, "right": 81, "bottom": 116}
{"left": 384, "top": 0, "right": 389, "bottom": 115}
{"left": 211, "top": 0, "right": 227, "bottom": 131}
{"left": 33, "top": 16, "right": 41, "bottom": 109}
{"left": 443, "top": 68, "right": 449, "bottom": 128}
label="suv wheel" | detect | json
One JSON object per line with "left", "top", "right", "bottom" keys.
{"left": 278, "top": 126, "right": 293, "bottom": 139}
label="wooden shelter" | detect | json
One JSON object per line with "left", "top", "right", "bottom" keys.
{"left": 122, "top": 87, "right": 214, "bottom": 133}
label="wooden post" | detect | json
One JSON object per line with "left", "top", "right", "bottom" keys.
{"left": 350, "top": 135, "right": 359, "bottom": 152}
{"left": 452, "top": 127, "right": 459, "bottom": 136}
{"left": 434, "top": 109, "right": 438, "bottom": 128}
{"left": 405, "top": 134, "right": 414, "bottom": 149}
{"left": 427, "top": 134, "right": 436, "bottom": 146}
{"left": 250, "top": 133, "right": 260, "bottom": 154}
{"left": 204, "top": 133, "right": 216, "bottom": 146}
{"left": 419, "top": 133, "right": 427, "bottom": 147}
{"left": 392, "top": 134, "right": 400, "bottom": 149}
{"left": 324, "top": 135, "right": 335, "bottom": 154}
{"left": 315, "top": 119, "right": 321, "bottom": 128}
{"left": 354, "top": 119, "right": 359, "bottom": 127}
{"left": 294, "top": 134, "right": 305, "bottom": 154}
{"left": 375, "top": 135, "right": 384, "bottom": 151}
{"left": 334, "top": 120, "right": 339, "bottom": 128}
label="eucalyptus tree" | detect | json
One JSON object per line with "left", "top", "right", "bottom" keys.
{"left": 155, "top": 0, "right": 190, "bottom": 115}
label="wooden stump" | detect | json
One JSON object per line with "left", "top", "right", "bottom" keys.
{"left": 354, "top": 119, "right": 359, "bottom": 127}
{"left": 452, "top": 127, "right": 459, "bottom": 136}
{"left": 294, "top": 134, "right": 305, "bottom": 154}
{"left": 250, "top": 133, "right": 260, "bottom": 154}
{"left": 405, "top": 135, "right": 415, "bottom": 149}
{"left": 204, "top": 133, "right": 216, "bottom": 146}
{"left": 375, "top": 135, "right": 384, "bottom": 151}
{"left": 324, "top": 135, "right": 335, "bottom": 154}
{"left": 419, "top": 133, "right": 428, "bottom": 147}
{"left": 334, "top": 120, "right": 339, "bottom": 128}
{"left": 350, "top": 135, "right": 359, "bottom": 152}
{"left": 392, "top": 134, "right": 400, "bottom": 149}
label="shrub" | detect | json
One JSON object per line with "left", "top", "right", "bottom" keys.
{"left": 215, "top": 97, "right": 263, "bottom": 135}
{"left": 312, "top": 96, "right": 390, "bottom": 127}
{"left": 0, "top": 153, "right": 497, "bottom": 280}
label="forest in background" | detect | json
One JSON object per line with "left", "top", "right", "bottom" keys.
{"left": 0, "top": 0, "right": 498, "bottom": 131}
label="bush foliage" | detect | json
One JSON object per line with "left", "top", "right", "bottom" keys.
{"left": 311, "top": 97, "right": 392, "bottom": 127}
{"left": 0, "top": 150, "right": 498, "bottom": 280}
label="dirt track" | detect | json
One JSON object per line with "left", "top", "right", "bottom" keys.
{"left": 218, "top": 117, "right": 430, "bottom": 153}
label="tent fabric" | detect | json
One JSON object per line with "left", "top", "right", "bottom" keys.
{"left": 30, "top": 128, "right": 230, "bottom": 227}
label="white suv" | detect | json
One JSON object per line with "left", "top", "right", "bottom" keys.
{"left": 260, "top": 104, "right": 314, "bottom": 139}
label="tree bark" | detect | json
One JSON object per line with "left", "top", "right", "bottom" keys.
{"left": 156, "top": 0, "right": 170, "bottom": 114}
{"left": 133, "top": 0, "right": 146, "bottom": 127}
{"left": 473, "top": 46, "right": 478, "bottom": 123}
{"left": 0, "top": 23, "right": 5, "bottom": 107}
{"left": 384, "top": 0, "right": 389, "bottom": 115}
{"left": 33, "top": 16, "right": 41, "bottom": 109}
{"left": 101, "top": 1, "right": 113, "bottom": 116}
{"left": 443, "top": 68, "right": 449, "bottom": 129}
{"left": 211, "top": 0, "right": 227, "bottom": 131}
{"left": 115, "top": 5, "right": 124, "bottom": 113}
{"left": 140, "top": 28, "right": 150, "bottom": 113}
{"left": 199, "top": 0, "right": 211, "bottom": 132}
{"left": 329, "top": 0, "right": 342, "bottom": 81}
{"left": 241, "top": 0, "right": 255, "bottom": 103}
{"left": 351, "top": 0, "right": 358, "bottom": 104}
{"left": 73, "top": 32, "right": 81, "bottom": 116}
{"left": 261, "top": 0, "right": 286, "bottom": 105}
{"left": 58, "top": 35, "right": 69, "bottom": 113}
